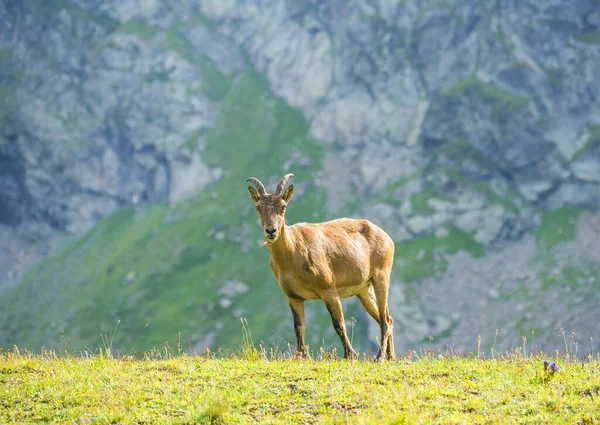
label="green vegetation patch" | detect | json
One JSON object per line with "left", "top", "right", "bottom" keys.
{"left": 534, "top": 206, "right": 582, "bottom": 252}
{"left": 409, "top": 187, "right": 437, "bottom": 214}
{"left": 394, "top": 228, "right": 484, "bottom": 283}
{"left": 1, "top": 352, "right": 598, "bottom": 424}
{"left": 0, "top": 79, "right": 17, "bottom": 126}
{"left": 573, "top": 31, "right": 600, "bottom": 44}
{"left": 371, "top": 176, "right": 415, "bottom": 209}
{"left": 182, "top": 127, "right": 210, "bottom": 151}
{"left": 160, "top": 27, "right": 233, "bottom": 101}
{"left": 191, "top": 9, "right": 219, "bottom": 33}
{"left": 532, "top": 208, "right": 598, "bottom": 297}
{"left": 116, "top": 18, "right": 157, "bottom": 41}
{"left": 434, "top": 0, "right": 461, "bottom": 10}
{"left": 442, "top": 166, "right": 521, "bottom": 213}
{"left": 570, "top": 124, "right": 600, "bottom": 163}
{"left": 438, "top": 138, "right": 499, "bottom": 172}
{"left": 540, "top": 262, "right": 600, "bottom": 290}
{"left": 407, "top": 185, "right": 455, "bottom": 216}
{"left": 445, "top": 74, "right": 531, "bottom": 108}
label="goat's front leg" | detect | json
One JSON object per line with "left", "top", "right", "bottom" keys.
{"left": 288, "top": 298, "right": 308, "bottom": 358}
{"left": 323, "top": 295, "right": 358, "bottom": 360}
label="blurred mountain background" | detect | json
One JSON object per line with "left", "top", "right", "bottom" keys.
{"left": 0, "top": 0, "right": 599, "bottom": 355}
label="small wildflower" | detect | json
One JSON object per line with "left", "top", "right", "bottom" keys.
{"left": 543, "top": 359, "right": 559, "bottom": 373}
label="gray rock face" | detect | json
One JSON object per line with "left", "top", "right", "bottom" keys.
{"left": 0, "top": 1, "right": 226, "bottom": 288}
{"left": 0, "top": 131, "right": 29, "bottom": 227}
{"left": 200, "top": 0, "right": 599, "bottom": 244}
{"left": 3, "top": 0, "right": 598, "bottom": 247}
{"left": 398, "top": 213, "right": 600, "bottom": 354}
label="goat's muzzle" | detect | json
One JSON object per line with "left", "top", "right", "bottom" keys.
{"left": 264, "top": 227, "right": 278, "bottom": 243}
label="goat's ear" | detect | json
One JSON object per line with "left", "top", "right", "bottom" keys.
{"left": 282, "top": 184, "right": 294, "bottom": 203}
{"left": 248, "top": 186, "right": 261, "bottom": 204}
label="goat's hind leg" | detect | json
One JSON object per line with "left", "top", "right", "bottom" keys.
{"left": 323, "top": 294, "right": 358, "bottom": 359}
{"left": 357, "top": 285, "right": 384, "bottom": 359}
{"left": 356, "top": 285, "right": 380, "bottom": 325}
{"left": 371, "top": 272, "right": 395, "bottom": 361}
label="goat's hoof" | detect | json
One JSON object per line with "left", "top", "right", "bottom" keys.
{"left": 345, "top": 350, "right": 359, "bottom": 360}
{"left": 375, "top": 352, "right": 393, "bottom": 362}
{"left": 293, "top": 348, "right": 309, "bottom": 360}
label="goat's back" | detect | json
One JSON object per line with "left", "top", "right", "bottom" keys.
{"left": 288, "top": 218, "right": 394, "bottom": 286}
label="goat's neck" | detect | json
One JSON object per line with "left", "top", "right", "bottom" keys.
{"left": 267, "top": 224, "right": 294, "bottom": 265}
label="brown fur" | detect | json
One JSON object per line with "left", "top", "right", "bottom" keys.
{"left": 248, "top": 175, "right": 395, "bottom": 360}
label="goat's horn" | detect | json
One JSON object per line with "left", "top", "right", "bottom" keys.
{"left": 275, "top": 173, "right": 294, "bottom": 194}
{"left": 246, "top": 177, "right": 266, "bottom": 195}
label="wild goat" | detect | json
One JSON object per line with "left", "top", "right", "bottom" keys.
{"left": 247, "top": 174, "right": 395, "bottom": 360}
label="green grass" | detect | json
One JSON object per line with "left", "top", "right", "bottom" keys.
{"left": 182, "top": 127, "right": 210, "bottom": 151}
{"left": 116, "top": 18, "right": 157, "bottom": 41}
{"left": 445, "top": 75, "right": 531, "bottom": 108}
{"left": 531, "top": 207, "right": 599, "bottom": 296}
{"left": 573, "top": 31, "right": 600, "bottom": 44}
{"left": 540, "top": 262, "right": 600, "bottom": 290}
{"left": 534, "top": 206, "right": 583, "bottom": 252}
{"left": 1, "top": 349, "right": 598, "bottom": 424}
{"left": 408, "top": 186, "right": 456, "bottom": 215}
{"left": 409, "top": 187, "right": 437, "bottom": 214}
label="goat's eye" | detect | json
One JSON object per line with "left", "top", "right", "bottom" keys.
{"left": 281, "top": 205, "right": 286, "bottom": 212}
{"left": 255, "top": 205, "right": 260, "bottom": 212}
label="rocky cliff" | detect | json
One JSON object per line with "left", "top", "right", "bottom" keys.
{"left": 1, "top": 0, "right": 599, "bottom": 354}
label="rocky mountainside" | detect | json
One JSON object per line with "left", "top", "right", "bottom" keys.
{"left": 1, "top": 0, "right": 599, "bottom": 354}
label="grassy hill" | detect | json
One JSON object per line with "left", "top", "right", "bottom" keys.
{"left": 1, "top": 347, "right": 599, "bottom": 424}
